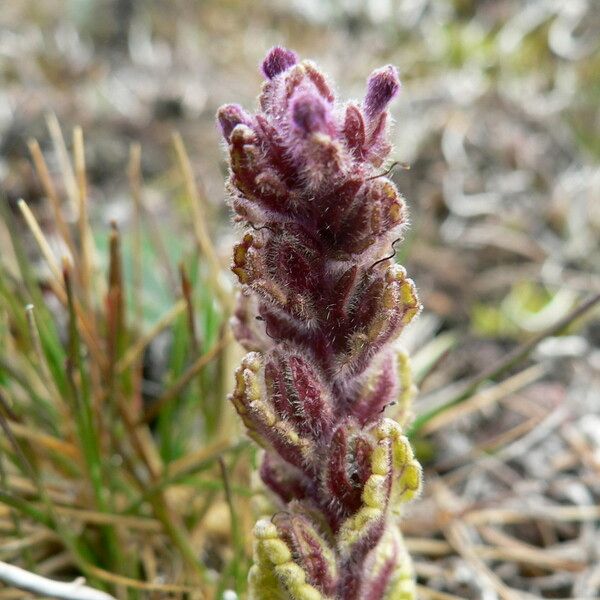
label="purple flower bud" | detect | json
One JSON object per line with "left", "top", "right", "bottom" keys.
{"left": 290, "top": 90, "right": 333, "bottom": 136}
{"left": 343, "top": 103, "right": 366, "bottom": 156}
{"left": 273, "top": 511, "right": 338, "bottom": 595}
{"left": 217, "top": 103, "right": 253, "bottom": 141}
{"left": 364, "top": 65, "right": 401, "bottom": 120}
{"left": 261, "top": 46, "right": 298, "bottom": 80}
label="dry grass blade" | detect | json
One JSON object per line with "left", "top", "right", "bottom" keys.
{"left": 127, "top": 143, "right": 143, "bottom": 319}
{"left": 0, "top": 531, "right": 58, "bottom": 561}
{"left": 444, "top": 519, "right": 530, "bottom": 600}
{"left": 45, "top": 113, "right": 78, "bottom": 212}
{"left": 72, "top": 126, "right": 95, "bottom": 310}
{"left": 477, "top": 526, "right": 585, "bottom": 572}
{"left": 169, "top": 437, "right": 234, "bottom": 478}
{"left": 421, "top": 363, "right": 546, "bottom": 435}
{"left": 405, "top": 537, "right": 452, "bottom": 556}
{"left": 415, "top": 585, "right": 466, "bottom": 600}
{"left": 466, "top": 504, "right": 600, "bottom": 526}
{"left": 27, "top": 138, "right": 77, "bottom": 260}
{"left": 5, "top": 421, "right": 79, "bottom": 460}
{"left": 180, "top": 262, "right": 201, "bottom": 355}
{"left": 141, "top": 329, "right": 232, "bottom": 424}
{"left": 17, "top": 199, "right": 64, "bottom": 283}
{"left": 116, "top": 299, "right": 186, "bottom": 374}
{"left": 172, "top": 132, "right": 231, "bottom": 311}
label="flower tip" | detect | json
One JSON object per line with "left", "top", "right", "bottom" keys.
{"left": 364, "top": 65, "right": 401, "bottom": 119}
{"left": 261, "top": 46, "right": 298, "bottom": 80}
{"left": 217, "top": 103, "right": 250, "bottom": 140}
{"left": 291, "top": 91, "right": 331, "bottom": 136}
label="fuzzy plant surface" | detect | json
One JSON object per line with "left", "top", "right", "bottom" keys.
{"left": 218, "top": 47, "right": 423, "bottom": 600}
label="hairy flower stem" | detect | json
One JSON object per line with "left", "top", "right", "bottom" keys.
{"left": 219, "top": 47, "right": 422, "bottom": 600}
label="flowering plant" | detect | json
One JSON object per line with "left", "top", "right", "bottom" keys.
{"left": 218, "top": 47, "right": 422, "bottom": 600}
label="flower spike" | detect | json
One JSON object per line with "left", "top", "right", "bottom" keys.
{"left": 219, "top": 46, "right": 422, "bottom": 599}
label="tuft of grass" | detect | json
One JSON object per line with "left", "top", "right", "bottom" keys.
{"left": 0, "top": 118, "right": 252, "bottom": 599}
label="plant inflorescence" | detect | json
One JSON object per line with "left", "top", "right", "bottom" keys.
{"left": 219, "top": 47, "right": 423, "bottom": 600}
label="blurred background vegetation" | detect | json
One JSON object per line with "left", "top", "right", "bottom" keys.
{"left": 0, "top": 1, "right": 599, "bottom": 598}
